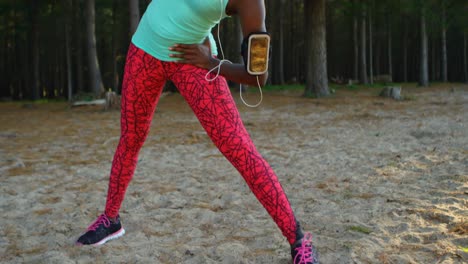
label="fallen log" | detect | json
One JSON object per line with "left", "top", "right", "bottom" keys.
{"left": 72, "top": 99, "right": 106, "bottom": 107}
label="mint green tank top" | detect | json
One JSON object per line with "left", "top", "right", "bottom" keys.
{"left": 132, "top": 0, "right": 229, "bottom": 62}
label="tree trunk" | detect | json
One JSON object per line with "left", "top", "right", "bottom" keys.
{"left": 0, "top": 15, "right": 4, "bottom": 97}
{"left": 11, "top": 5, "right": 19, "bottom": 98}
{"left": 129, "top": 0, "right": 140, "bottom": 36}
{"left": 387, "top": 16, "right": 393, "bottom": 82}
{"left": 360, "top": 7, "right": 368, "bottom": 84}
{"left": 65, "top": 0, "right": 73, "bottom": 102}
{"left": 73, "top": 0, "right": 84, "bottom": 94}
{"left": 271, "top": 0, "right": 284, "bottom": 84}
{"left": 441, "top": 2, "right": 448, "bottom": 82}
{"left": 419, "top": 9, "right": 429, "bottom": 87}
{"left": 235, "top": 17, "right": 245, "bottom": 88}
{"left": 464, "top": 33, "right": 467, "bottom": 83}
{"left": 112, "top": 0, "right": 120, "bottom": 92}
{"left": 403, "top": 18, "right": 408, "bottom": 82}
{"left": 353, "top": 14, "right": 359, "bottom": 80}
{"left": 369, "top": 9, "right": 373, "bottom": 84}
{"left": 304, "top": 0, "right": 329, "bottom": 97}
{"left": 278, "top": 0, "right": 285, "bottom": 84}
{"left": 431, "top": 37, "right": 436, "bottom": 81}
{"left": 86, "top": 0, "right": 105, "bottom": 97}
{"left": 292, "top": 0, "right": 301, "bottom": 82}
{"left": 375, "top": 37, "right": 381, "bottom": 76}
{"left": 236, "top": 17, "right": 243, "bottom": 64}
{"left": 326, "top": 3, "right": 335, "bottom": 79}
{"left": 30, "top": 0, "right": 40, "bottom": 100}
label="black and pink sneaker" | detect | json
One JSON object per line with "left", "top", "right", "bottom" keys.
{"left": 291, "top": 233, "right": 319, "bottom": 264}
{"left": 76, "top": 214, "right": 125, "bottom": 246}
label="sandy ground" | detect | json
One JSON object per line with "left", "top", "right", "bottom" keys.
{"left": 0, "top": 84, "right": 467, "bottom": 264}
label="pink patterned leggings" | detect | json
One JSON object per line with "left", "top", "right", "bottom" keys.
{"left": 104, "top": 43, "right": 301, "bottom": 244}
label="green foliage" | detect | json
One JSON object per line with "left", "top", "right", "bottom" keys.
{"left": 450, "top": 0, "right": 468, "bottom": 33}
{"left": 331, "top": 82, "right": 390, "bottom": 91}
{"left": 3, "top": 98, "right": 67, "bottom": 104}
{"left": 401, "top": 94, "right": 417, "bottom": 101}
{"left": 72, "top": 92, "right": 97, "bottom": 102}
{"left": 347, "top": 225, "right": 373, "bottom": 235}
{"left": 303, "top": 89, "right": 317, "bottom": 99}
{"left": 263, "top": 84, "right": 304, "bottom": 91}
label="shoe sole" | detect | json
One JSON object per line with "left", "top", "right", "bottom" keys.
{"left": 94, "top": 228, "right": 125, "bottom": 246}
{"left": 76, "top": 228, "right": 126, "bottom": 247}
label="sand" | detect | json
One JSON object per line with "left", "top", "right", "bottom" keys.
{"left": 0, "top": 84, "right": 467, "bottom": 264}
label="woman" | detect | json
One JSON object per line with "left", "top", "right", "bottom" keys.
{"left": 76, "top": 0, "right": 318, "bottom": 263}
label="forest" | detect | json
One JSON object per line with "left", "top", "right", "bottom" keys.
{"left": 1, "top": 1, "right": 467, "bottom": 263}
{"left": 0, "top": 0, "right": 467, "bottom": 101}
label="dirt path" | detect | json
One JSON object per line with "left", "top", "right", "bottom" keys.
{"left": 1, "top": 84, "right": 467, "bottom": 263}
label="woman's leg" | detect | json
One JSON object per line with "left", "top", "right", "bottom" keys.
{"left": 169, "top": 64, "right": 301, "bottom": 244}
{"left": 104, "top": 44, "right": 167, "bottom": 218}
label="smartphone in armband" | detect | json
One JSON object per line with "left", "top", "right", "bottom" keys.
{"left": 243, "top": 33, "right": 271, "bottom": 75}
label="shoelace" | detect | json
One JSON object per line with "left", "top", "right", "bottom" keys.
{"left": 87, "top": 214, "right": 111, "bottom": 231}
{"left": 294, "top": 233, "right": 314, "bottom": 264}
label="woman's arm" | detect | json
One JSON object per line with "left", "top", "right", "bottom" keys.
{"left": 169, "top": 0, "right": 268, "bottom": 86}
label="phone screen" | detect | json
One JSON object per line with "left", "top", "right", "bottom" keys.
{"left": 248, "top": 34, "right": 270, "bottom": 75}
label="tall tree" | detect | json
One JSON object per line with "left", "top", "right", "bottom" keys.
{"left": 399, "top": 0, "right": 414, "bottom": 83}
{"left": 359, "top": 5, "right": 368, "bottom": 84}
{"left": 464, "top": 33, "right": 468, "bottom": 83}
{"left": 419, "top": 5, "right": 429, "bottom": 86}
{"left": 30, "top": 0, "right": 40, "bottom": 100}
{"left": 353, "top": 6, "right": 359, "bottom": 80}
{"left": 402, "top": 17, "right": 409, "bottom": 82}
{"left": 129, "top": 0, "right": 140, "bottom": 36}
{"left": 64, "top": 0, "right": 73, "bottom": 102}
{"left": 387, "top": 13, "right": 393, "bottom": 82}
{"left": 85, "top": 0, "right": 104, "bottom": 96}
{"left": 304, "top": 0, "right": 329, "bottom": 97}
{"left": 451, "top": 0, "right": 468, "bottom": 83}
{"left": 268, "top": 0, "right": 285, "bottom": 84}
{"left": 73, "top": 0, "right": 84, "bottom": 94}
{"left": 368, "top": 2, "right": 374, "bottom": 84}
{"left": 441, "top": 0, "right": 448, "bottom": 82}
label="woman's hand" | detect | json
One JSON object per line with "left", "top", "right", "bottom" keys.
{"left": 169, "top": 38, "right": 217, "bottom": 69}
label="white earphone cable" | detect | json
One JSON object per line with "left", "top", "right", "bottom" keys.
{"left": 204, "top": 0, "right": 263, "bottom": 108}
{"left": 239, "top": 78, "right": 263, "bottom": 108}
